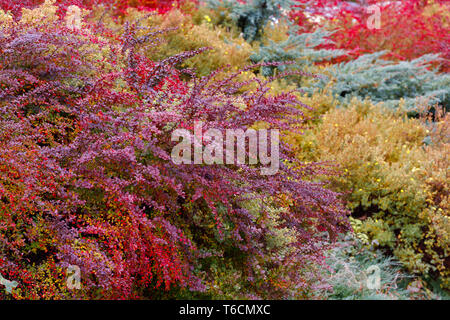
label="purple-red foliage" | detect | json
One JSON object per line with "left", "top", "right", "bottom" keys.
{"left": 0, "top": 13, "right": 348, "bottom": 299}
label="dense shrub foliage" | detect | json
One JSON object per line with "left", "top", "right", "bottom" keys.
{"left": 319, "top": 232, "right": 442, "bottom": 300}
{"left": 303, "top": 52, "right": 450, "bottom": 113}
{"left": 0, "top": 0, "right": 182, "bottom": 17}
{"left": 0, "top": 0, "right": 448, "bottom": 300}
{"left": 0, "top": 0, "right": 350, "bottom": 299}
{"left": 292, "top": 0, "right": 450, "bottom": 71}
{"left": 287, "top": 100, "right": 449, "bottom": 289}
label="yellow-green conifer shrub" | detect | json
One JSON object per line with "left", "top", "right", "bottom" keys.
{"left": 287, "top": 99, "right": 449, "bottom": 289}
{"left": 190, "top": 4, "right": 240, "bottom": 34}
{"left": 106, "top": 8, "right": 254, "bottom": 78}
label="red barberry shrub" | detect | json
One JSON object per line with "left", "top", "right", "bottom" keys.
{"left": 0, "top": 2, "right": 348, "bottom": 299}
{"left": 292, "top": 0, "right": 450, "bottom": 71}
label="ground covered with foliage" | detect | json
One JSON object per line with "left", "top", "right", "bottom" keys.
{"left": 0, "top": 0, "right": 448, "bottom": 300}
